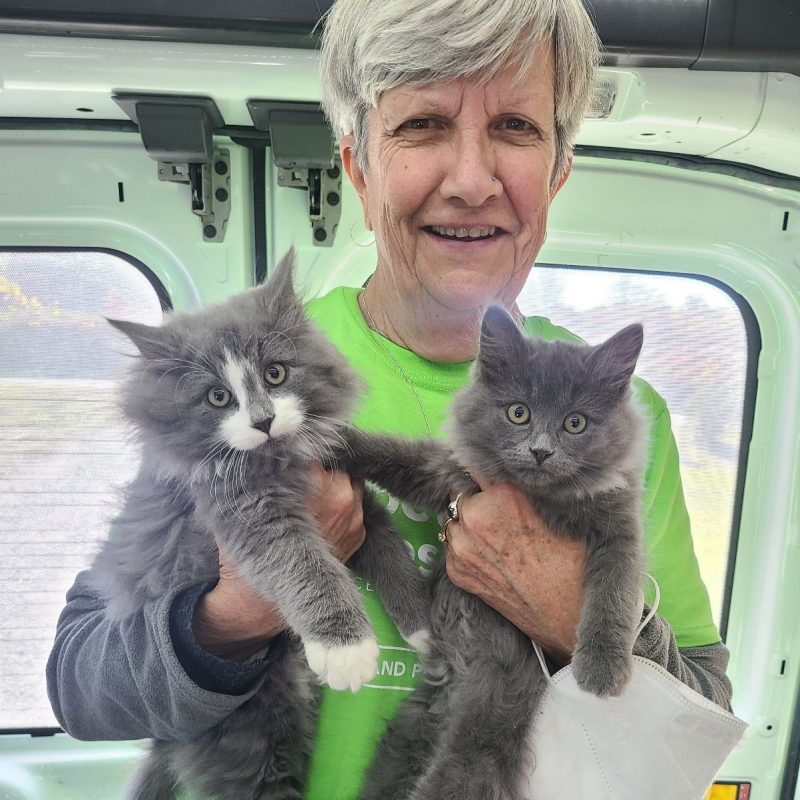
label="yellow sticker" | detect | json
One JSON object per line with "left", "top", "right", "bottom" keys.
{"left": 706, "top": 785, "right": 738, "bottom": 800}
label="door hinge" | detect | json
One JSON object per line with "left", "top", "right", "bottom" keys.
{"left": 276, "top": 159, "right": 342, "bottom": 246}
{"left": 248, "top": 100, "right": 342, "bottom": 247}
{"left": 113, "top": 94, "right": 231, "bottom": 243}
{"left": 157, "top": 153, "right": 231, "bottom": 243}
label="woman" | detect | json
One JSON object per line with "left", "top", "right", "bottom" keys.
{"left": 48, "top": 1, "right": 732, "bottom": 798}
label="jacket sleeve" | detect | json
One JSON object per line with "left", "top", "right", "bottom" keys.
{"left": 634, "top": 611, "right": 733, "bottom": 710}
{"left": 46, "top": 570, "right": 281, "bottom": 741}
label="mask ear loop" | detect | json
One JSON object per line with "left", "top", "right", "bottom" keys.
{"left": 531, "top": 638, "right": 552, "bottom": 680}
{"left": 636, "top": 573, "right": 661, "bottom": 638}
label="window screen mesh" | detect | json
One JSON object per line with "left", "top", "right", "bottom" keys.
{"left": 518, "top": 266, "right": 750, "bottom": 627}
{"left": 0, "top": 251, "right": 164, "bottom": 730}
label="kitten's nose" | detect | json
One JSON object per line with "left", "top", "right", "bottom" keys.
{"left": 531, "top": 448, "right": 554, "bottom": 465}
{"left": 252, "top": 416, "right": 274, "bottom": 435}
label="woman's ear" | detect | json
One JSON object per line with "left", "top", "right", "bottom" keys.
{"left": 550, "top": 154, "right": 572, "bottom": 200}
{"left": 340, "top": 134, "right": 370, "bottom": 223}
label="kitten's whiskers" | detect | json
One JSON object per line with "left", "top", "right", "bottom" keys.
{"left": 296, "top": 426, "right": 336, "bottom": 465}
{"left": 258, "top": 328, "right": 301, "bottom": 360}
{"left": 182, "top": 341, "right": 219, "bottom": 375}
{"left": 235, "top": 450, "right": 255, "bottom": 505}
{"left": 217, "top": 448, "right": 256, "bottom": 530}
{"left": 304, "top": 414, "right": 352, "bottom": 456}
{"left": 187, "top": 440, "right": 229, "bottom": 487}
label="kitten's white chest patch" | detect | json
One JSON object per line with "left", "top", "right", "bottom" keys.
{"left": 219, "top": 355, "right": 268, "bottom": 451}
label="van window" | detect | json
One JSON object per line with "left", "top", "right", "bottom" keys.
{"left": 518, "top": 265, "right": 753, "bottom": 629}
{"left": 0, "top": 249, "right": 166, "bottom": 730}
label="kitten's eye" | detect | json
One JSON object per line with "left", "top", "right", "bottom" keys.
{"left": 563, "top": 413, "right": 587, "bottom": 434}
{"left": 265, "top": 363, "right": 287, "bottom": 386}
{"left": 506, "top": 402, "right": 531, "bottom": 425}
{"left": 207, "top": 387, "right": 232, "bottom": 408}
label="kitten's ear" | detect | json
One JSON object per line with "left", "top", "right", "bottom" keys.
{"left": 107, "top": 318, "right": 177, "bottom": 360}
{"left": 587, "top": 323, "right": 644, "bottom": 392}
{"left": 262, "top": 247, "right": 301, "bottom": 305}
{"left": 477, "top": 306, "right": 525, "bottom": 375}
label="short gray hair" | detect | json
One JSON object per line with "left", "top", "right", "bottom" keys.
{"left": 319, "top": 0, "right": 600, "bottom": 184}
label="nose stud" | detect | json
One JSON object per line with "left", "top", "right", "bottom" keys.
{"left": 491, "top": 176, "right": 498, "bottom": 182}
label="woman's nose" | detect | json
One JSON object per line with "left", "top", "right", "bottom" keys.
{"left": 439, "top": 132, "right": 502, "bottom": 206}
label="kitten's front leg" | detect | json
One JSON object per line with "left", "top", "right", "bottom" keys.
{"left": 348, "top": 488, "right": 431, "bottom": 652}
{"left": 332, "top": 427, "right": 477, "bottom": 512}
{"left": 571, "top": 518, "right": 644, "bottom": 698}
{"left": 196, "top": 493, "right": 377, "bottom": 692}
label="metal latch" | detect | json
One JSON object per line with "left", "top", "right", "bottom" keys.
{"left": 157, "top": 154, "right": 231, "bottom": 243}
{"left": 113, "top": 94, "right": 231, "bottom": 243}
{"left": 276, "top": 160, "right": 342, "bottom": 245}
{"left": 248, "top": 100, "right": 342, "bottom": 246}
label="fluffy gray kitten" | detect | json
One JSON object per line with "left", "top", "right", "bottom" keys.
{"left": 91, "top": 251, "right": 430, "bottom": 800}
{"left": 337, "top": 306, "right": 648, "bottom": 800}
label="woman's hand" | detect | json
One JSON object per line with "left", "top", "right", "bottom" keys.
{"left": 443, "top": 474, "right": 586, "bottom": 664}
{"left": 193, "top": 465, "right": 366, "bottom": 661}
{"left": 305, "top": 463, "right": 366, "bottom": 563}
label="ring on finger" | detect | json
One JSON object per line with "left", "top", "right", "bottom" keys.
{"left": 446, "top": 493, "right": 463, "bottom": 522}
{"left": 438, "top": 517, "right": 455, "bottom": 544}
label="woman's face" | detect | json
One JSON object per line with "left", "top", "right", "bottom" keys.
{"left": 343, "top": 41, "right": 570, "bottom": 315}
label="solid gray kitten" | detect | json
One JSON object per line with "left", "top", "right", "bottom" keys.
{"left": 91, "top": 250, "right": 430, "bottom": 800}
{"left": 337, "top": 306, "right": 647, "bottom": 800}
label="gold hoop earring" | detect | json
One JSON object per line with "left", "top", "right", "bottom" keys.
{"left": 350, "top": 218, "right": 375, "bottom": 248}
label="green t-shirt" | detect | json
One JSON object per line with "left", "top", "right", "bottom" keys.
{"left": 303, "top": 285, "right": 719, "bottom": 800}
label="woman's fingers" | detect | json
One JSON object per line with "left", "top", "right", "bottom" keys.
{"left": 307, "top": 464, "right": 366, "bottom": 562}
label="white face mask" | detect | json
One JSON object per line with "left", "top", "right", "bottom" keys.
{"left": 519, "top": 579, "right": 747, "bottom": 800}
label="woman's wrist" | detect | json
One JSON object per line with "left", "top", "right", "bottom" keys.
{"left": 192, "top": 585, "right": 286, "bottom": 662}
{"left": 499, "top": 589, "right": 579, "bottom": 666}
{"left": 541, "top": 640, "right": 574, "bottom": 669}
{"left": 531, "top": 623, "right": 576, "bottom": 667}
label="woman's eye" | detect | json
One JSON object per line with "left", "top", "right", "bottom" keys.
{"left": 207, "top": 387, "right": 232, "bottom": 408}
{"left": 506, "top": 402, "right": 531, "bottom": 425}
{"left": 400, "top": 118, "right": 437, "bottom": 131}
{"left": 501, "top": 118, "right": 536, "bottom": 133}
{"left": 563, "top": 413, "right": 587, "bottom": 434}
{"left": 265, "top": 363, "right": 287, "bottom": 386}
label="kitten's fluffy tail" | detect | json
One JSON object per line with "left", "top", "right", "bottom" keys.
{"left": 126, "top": 746, "right": 178, "bottom": 800}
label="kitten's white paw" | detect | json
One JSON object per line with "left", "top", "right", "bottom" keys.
{"left": 304, "top": 638, "right": 379, "bottom": 692}
{"left": 404, "top": 628, "right": 431, "bottom": 656}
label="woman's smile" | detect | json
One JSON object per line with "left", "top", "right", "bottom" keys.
{"left": 421, "top": 223, "right": 507, "bottom": 250}
{"left": 425, "top": 224, "right": 499, "bottom": 241}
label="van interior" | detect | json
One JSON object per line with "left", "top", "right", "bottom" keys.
{"left": 0, "top": 1, "right": 798, "bottom": 798}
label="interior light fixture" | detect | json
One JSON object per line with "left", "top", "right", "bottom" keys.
{"left": 585, "top": 78, "right": 616, "bottom": 119}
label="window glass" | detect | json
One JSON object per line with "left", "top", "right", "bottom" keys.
{"left": 518, "top": 266, "right": 750, "bottom": 627}
{"left": 0, "top": 250, "right": 165, "bottom": 730}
